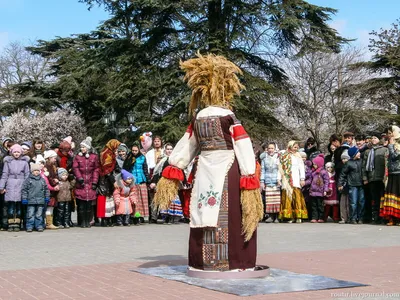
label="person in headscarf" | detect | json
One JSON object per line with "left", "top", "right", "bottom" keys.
{"left": 278, "top": 140, "right": 308, "bottom": 223}
{"left": 98, "top": 139, "right": 121, "bottom": 227}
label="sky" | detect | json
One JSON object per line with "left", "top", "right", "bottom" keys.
{"left": 0, "top": 0, "right": 399, "bottom": 52}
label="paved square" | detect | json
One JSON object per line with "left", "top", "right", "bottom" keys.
{"left": 1, "top": 222, "right": 400, "bottom": 299}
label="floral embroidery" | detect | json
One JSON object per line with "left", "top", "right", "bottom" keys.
{"left": 198, "top": 184, "right": 220, "bottom": 209}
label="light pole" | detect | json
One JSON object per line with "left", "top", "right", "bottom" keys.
{"left": 102, "top": 109, "right": 138, "bottom": 138}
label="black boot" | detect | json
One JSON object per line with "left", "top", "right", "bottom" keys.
{"left": 63, "top": 202, "right": 70, "bottom": 228}
{"left": 55, "top": 202, "right": 64, "bottom": 228}
{"left": 79, "top": 202, "right": 86, "bottom": 228}
{"left": 107, "top": 217, "right": 114, "bottom": 227}
{"left": 101, "top": 218, "right": 107, "bottom": 227}
{"left": 66, "top": 202, "right": 74, "bottom": 227}
{"left": 133, "top": 217, "right": 140, "bottom": 226}
{"left": 86, "top": 202, "right": 92, "bottom": 228}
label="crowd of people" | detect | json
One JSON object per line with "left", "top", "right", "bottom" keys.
{"left": 0, "top": 133, "right": 191, "bottom": 233}
{"left": 0, "top": 125, "right": 399, "bottom": 233}
{"left": 258, "top": 127, "right": 400, "bottom": 226}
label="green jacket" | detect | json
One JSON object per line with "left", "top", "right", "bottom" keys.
{"left": 362, "top": 146, "right": 388, "bottom": 182}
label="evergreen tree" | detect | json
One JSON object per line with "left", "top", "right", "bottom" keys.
{"left": 19, "top": 0, "right": 347, "bottom": 144}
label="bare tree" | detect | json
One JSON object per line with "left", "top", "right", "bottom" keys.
{"left": 275, "top": 47, "right": 383, "bottom": 148}
{"left": 0, "top": 41, "right": 50, "bottom": 101}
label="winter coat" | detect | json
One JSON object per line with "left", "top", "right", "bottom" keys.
{"left": 309, "top": 168, "right": 329, "bottom": 197}
{"left": 387, "top": 144, "right": 400, "bottom": 175}
{"left": 324, "top": 172, "right": 338, "bottom": 205}
{"left": 260, "top": 153, "right": 279, "bottom": 186}
{"left": 305, "top": 146, "right": 321, "bottom": 161}
{"left": 339, "top": 159, "right": 363, "bottom": 187}
{"left": 113, "top": 174, "right": 137, "bottom": 215}
{"left": 123, "top": 153, "right": 149, "bottom": 185}
{"left": 0, "top": 147, "right": 9, "bottom": 176}
{"left": 0, "top": 156, "right": 30, "bottom": 202}
{"left": 21, "top": 174, "right": 50, "bottom": 205}
{"left": 73, "top": 153, "right": 100, "bottom": 201}
{"left": 362, "top": 146, "right": 388, "bottom": 182}
{"left": 57, "top": 180, "right": 74, "bottom": 202}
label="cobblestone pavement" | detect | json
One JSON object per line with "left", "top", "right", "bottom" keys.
{"left": 1, "top": 222, "right": 400, "bottom": 299}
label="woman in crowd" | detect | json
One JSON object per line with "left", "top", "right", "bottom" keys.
{"left": 73, "top": 137, "right": 100, "bottom": 228}
{"left": 98, "top": 139, "right": 121, "bottom": 227}
{"left": 123, "top": 143, "right": 150, "bottom": 225}
{"left": 380, "top": 125, "right": 400, "bottom": 225}
{"left": 278, "top": 140, "right": 308, "bottom": 223}
{"left": 260, "top": 142, "right": 281, "bottom": 223}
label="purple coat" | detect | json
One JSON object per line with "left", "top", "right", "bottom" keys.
{"left": 0, "top": 156, "right": 30, "bottom": 202}
{"left": 73, "top": 153, "right": 100, "bottom": 201}
{"left": 309, "top": 169, "right": 329, "bottom": 197}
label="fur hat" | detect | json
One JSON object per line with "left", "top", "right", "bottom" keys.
{"left": 341, "top": 150, "right": 350, "bottom": 160}
{"left": 35, "top": 154, "right": 45, "bottom": 164}
{"left": 63, "top": 136, "right": 72, "bottom": 145}
{"left": 118, "top": 143, "right": 129, "bottom": 153}
{"left": 10, "top": 144, "right": 23, "bottom": 154}
{"left": 57, "top": 168, "right": 68, "bottom": 179}
{"left": 348, "top": 146, "right": 359, "bottom": 159}
{"left": 80, "top": 137, "right": 92, "bottom": 150}
{"left": 312, "top": 154, "right": 325, "bottom": 169}
{"left": 121, "top": 169, "right": 133, "bottom": 181}
{"left": 44, "top": 150, "right": 57, "bottom": 160}
{"left": 30, "top": 163, "right": 41, "bottom": 172}
{"left": 59, "top": 141, "right": 72, "bottom": 151}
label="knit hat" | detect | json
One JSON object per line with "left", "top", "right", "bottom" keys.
{"left": 348, "top": 146, "right": 359, "bottom": 159}
{"left": 59, "top": 141, "right": 72, "bottom": 151}
{"left": 63, "top": 136, "right": 73, "bottom": 145}
{"left": 30, "top": 163, "right": 41, "bottom": 172}
{"left": 118, "top": 143, "right": 129, "bottom": 153}
{"left": 10, "top": 144, "right": 23, "bottom": 154}
{"left": 341, "top": 150, "right": 350, "bottom": 160}
{"left": 1, "top": 137, "right": 13, "bottom": 147}
{"left": 21, "top": 141, "right": 32, "bottom": 149}
{"left": 80, "top": 137, "right": 92, "bottom": 150}
{"left": 312, "top": 154, "right": 325, "bottom": 169}
{"left": 325, "top": 162, "right": 335, "bottom": 168}
{"left": 35, "top": 154, "right": 45, "bottom": 164}
{"left": 121, "top": 169, "right": 133, "bottom": 181}
{"left": 57, "top": 168, "right": 68, "bottom": 179}
{"left": 44, "top": 150, "right": 57, "bottom": 160}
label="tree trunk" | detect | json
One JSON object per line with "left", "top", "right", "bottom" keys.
{"left": 208, "top": 0, "right": 226, "bottom": 52}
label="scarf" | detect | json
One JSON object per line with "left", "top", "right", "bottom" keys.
{"left": 279, "top": 151, "right": 294, "bottom": 198}
{"left": 57, "top": 150, "right": 69, "bottom": 169}
{"left": 366, "top": 146, "right": 377, "bottom": 172}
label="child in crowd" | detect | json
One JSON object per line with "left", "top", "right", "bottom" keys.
{"left": 0, "top": 144, "right": 30, "bottom": 231}
{"left": 339, "top": 151, "right": 350, "bottom": 224}
{"left": 339, "top": 147, "right": 364, "bottom": 224}
{"left": 55, "top": 168, "right": 75, "bottom": 228}
{"left": 113, "top": 170, "right": 137, "bottom": 226}
{"left": 21, "top": 163, "right": 50, "bottom": 232}
{"left": 324, "top": 162, "right": 339, "bottom": 222}
{"left": 309, "top": 154, "right": 329, "bottom": 223}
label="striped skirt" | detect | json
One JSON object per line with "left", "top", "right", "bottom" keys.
{"left": 160, "top": 195, "right": 183, "bottom": 217}
{"left": 133, "top": 183, "right": 149, "bottom": 217}
{"left": 264, "top": 186, "right": 281, "bottom": 213}
{"left": 380, "top": 174, "right": 400, "bottom": 219}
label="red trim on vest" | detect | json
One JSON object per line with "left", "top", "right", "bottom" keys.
{"left": 186, "top": 123, "right": 193, "bottom": 138}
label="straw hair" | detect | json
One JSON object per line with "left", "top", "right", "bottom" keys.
{"left": 241, "top": 189, "right": 264, "bottom": 242}
{"left": 153, "top": 177, "right": 180, "bottom": 210}
{"left": 180, "top": 52, "right": 245, "bottom": 116}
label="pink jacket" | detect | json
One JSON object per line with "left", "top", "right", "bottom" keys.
{"left": 113, "top": 175, "right": 137, "bottom": 215}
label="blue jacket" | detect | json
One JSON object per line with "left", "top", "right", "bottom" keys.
{"left": 260, "top": 153, "right": 279, "bottom": 186}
